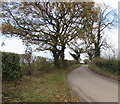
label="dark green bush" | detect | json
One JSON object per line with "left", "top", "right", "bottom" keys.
{"left": 91, "top": 58, "right": 120, "bottom": 75}
{"left": 2, "top": 52, "right": 21, "bottom": 81}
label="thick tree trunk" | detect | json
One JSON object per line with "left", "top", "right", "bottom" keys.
{"left": 53, "top": 52, "right": 60, "bottom": 68}
{"left": 60, "top": 45, "right": 66, "bottom": 68}
{"left": 95, "top": 25, "right": 101, "bottom": 58}
{"left": 52, "top": 44, "right": 66, "bottom": 68}
{"left": 54, "top": 56, "right": 59, "bottom": 68}
{"left": 60, "top": 50, "right": 65, "bottom": 68}
{"left": 88, "top": 52, "right": 93, "bottom": 60}
{"left": 76, "top": 59, "right": 80, "bottom": 64}
{"left": 95, "top": 43, "right": 100, "bottom": 58}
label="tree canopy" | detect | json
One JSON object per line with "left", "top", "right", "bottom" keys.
{"left": 2, "top": 2, "right": 99, "bottom": 68}
{"left": 2, "top": 2, "right": 116, "bottom": 67}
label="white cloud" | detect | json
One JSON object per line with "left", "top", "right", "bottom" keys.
{"left": 94, "top": 0, "right": 119, "bottom": 9}
{"left": 0, "top": 36, "right": 25, "bottom": 54}
{"left": 65, "top": 48, "right": 74, "bottom": 60}
{"left": 103, "top": 28, "right": 118, "bottom": 49}
{"left": 33, "top": 51, "right": 53, "bottom": 59}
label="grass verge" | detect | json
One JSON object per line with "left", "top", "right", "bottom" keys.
{"left": 89, "top": 63, "right": 120, "bottom": 81}
{"left": 2, "top": 64, "right": 81, "bottom": 102}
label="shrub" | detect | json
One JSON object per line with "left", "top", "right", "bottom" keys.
{"left": 32, "top": 57, "right": 53, "bottom": 71}
{"left": 67, "top": 60, "right": 78, "bottom": 66}
{"left": 2, "top": 52, "right": 21, "bottom": 81}
{"left": 22, "top": 56, "right": 54, "bottom": 76}
{"left": 58, "top": 59, "right": 78, "bottom": 68}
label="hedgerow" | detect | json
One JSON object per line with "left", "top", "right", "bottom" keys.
{"left": 2, "top": 52, "right": 21, "bottom": 81}
{"left": 91, "top": 58, "right": 120, "bottom": 75}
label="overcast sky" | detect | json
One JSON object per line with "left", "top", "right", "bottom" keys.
{"left": 0, "top": 0, "right": 119, "bottom": 60}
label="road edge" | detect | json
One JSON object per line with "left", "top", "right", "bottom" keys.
{"left": 67, "top": 67, "right": 83, "bottom": 102}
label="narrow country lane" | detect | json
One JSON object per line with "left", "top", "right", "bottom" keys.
{"left": 68, "top": 65, "right": 118, "bottom": 102}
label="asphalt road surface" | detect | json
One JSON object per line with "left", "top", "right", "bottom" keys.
{"left": 68, "top": 65, "right": 118, "bottom": 102}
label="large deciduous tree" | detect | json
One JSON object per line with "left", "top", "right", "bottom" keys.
{"left": 94, "top": 4, "right": 117, "bottom": 57}
{"left": 80, "top": 4, "right": 117, "bottom": 59}
{"left": 2, "top": 2, "right": 97, "bottom": 68}
{"left": 68, "top": 40, "right": 85, "bottom": 63}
